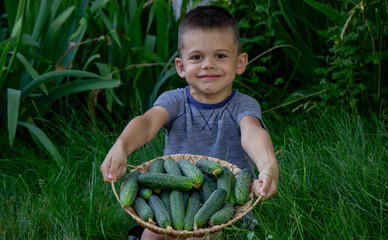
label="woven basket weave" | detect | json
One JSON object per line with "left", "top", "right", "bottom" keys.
{"left": 111, "top": 154, "right": 261, "bottom": 238}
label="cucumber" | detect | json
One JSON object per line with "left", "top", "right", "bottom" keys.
{"left": 204, "top": 174, "right": 217, "bottom": 189}
{"left": 182, "top": 191, "right": 190, "bottom": 212}
{"left": 178, "top": 160, "right": 204, "bottom": 188}
{"left": 227, "top": 171, "right": 236, "bottom": 204}
{"left": 149, "top": 158, "right": 165, "bottom": 173}
{"left": 119, "top": 170, "right": 141, "bottom": 207}
{"left": 160, "top": 191, "right": 171, "bottom": 217}
{"left": 217, "top": 166, "right": 232, "bottom": 201}
{"left": 200, "top": 179, "right": 216, "bottom": 203}
{"left": 210, "top": 203, "right": 235, "bottom": 225}
{"left": 164, "top": 159, "right": 182, "bottom": 175}
{"left": 196, "top": 159, "right": 222, "bottom": 176}
{"left": 194, "top": 188, "right": 227, "bottom": 228}
{"left": 235, "top": 169, "right": 253, "bottom": 205}
{"left": 138, "top": 173, "right": 193, "bottom": 191}
{"left": 183, "top": 192, "right": 202, "bottom": 231}
{"left": 148, "top": 195, "right": 172, "bottom": 228}
{"left": 132, "top": 197, "right": 154, "bottom": 222}
{"left": 139, "top": 186, "right": 152, "bottom": 200}
{"left": 170, "top": 190, "right": 185, "bottom": 230}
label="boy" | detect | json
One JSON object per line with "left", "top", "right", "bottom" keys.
{"left": 100, "top": 5, "right": 278, "bottom": 240}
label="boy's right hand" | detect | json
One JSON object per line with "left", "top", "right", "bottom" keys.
{"left": 100, "top": 144, "right": 128, "bottom": 183}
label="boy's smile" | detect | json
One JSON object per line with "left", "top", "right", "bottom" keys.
{"left": 175, "top": 28, "right": 248, "bottom": 104}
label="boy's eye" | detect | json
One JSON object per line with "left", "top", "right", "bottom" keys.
{"left": 216, "top": 54, "right": 226, "bottom": 59}
{"left": 191, "top": 55, "right": 201, "bottom": 60}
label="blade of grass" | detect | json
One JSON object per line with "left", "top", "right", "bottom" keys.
{"left": 151, "top": 51, "right": 178, "bottom": 102}
{"left": 17, "top": 121, "right": 63, "bottom": 166}
{"left": 0, "top": 34, "right": 40, "bottom": 50}
{"left": 303, "top": 0, "right": 346, "bottom": 25}
{"left": 46, "top": 78, "right": 121, "bottom": 99}
{"left": 21, "top": 70, "right": 101, "bottom": 100}
{"left": 16, "top": 52, "right": 39, "bottom": 79}
{"left": 7, "top": 88, "right": 21, "bottom": 147}
{"left": 31, "top": 0, "right": 50, "bottom": 41}
{"left": 154, "top": 0, "right": 168, "bottom": 59}
{"left": 97, "top": 9, "right": 121, "bottom": 48}
{"left": 0, "top": 42, "right": 11, "bottom": 90}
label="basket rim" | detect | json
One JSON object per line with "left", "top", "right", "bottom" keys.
{"left": 111, "top": 153, "right": 261, "bottom": 238}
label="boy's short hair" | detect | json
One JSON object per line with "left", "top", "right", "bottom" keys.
{"left": 178, "top": 5, "right": 242, "bottom": 55}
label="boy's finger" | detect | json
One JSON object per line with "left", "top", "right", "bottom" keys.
{"left": 108, "top": 158, "right": 121, "bottom": 182}
{"left": 100, "top": 158, "right": 112, "bottom": 183}
{"left": 260, "top": 174, "right": 273, "bottom": 197}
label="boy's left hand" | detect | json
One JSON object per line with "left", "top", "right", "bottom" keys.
{"left": 253, "top": 166, "right": 278, "bottom": 201}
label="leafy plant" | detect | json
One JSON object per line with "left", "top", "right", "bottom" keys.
{"left": 0, "top": 0, "right": 189, "bottom": 157}
{"left": 218, "top": 0, "right": 386, "bottom": 112}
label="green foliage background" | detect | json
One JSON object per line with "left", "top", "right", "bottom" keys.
{"left": 0, "top": 0, "right": 387, "bottom": 149}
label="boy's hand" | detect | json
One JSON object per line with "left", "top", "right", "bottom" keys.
{"left": 100, "top": 144, "right": 128, "bottom": 183}
{"left": 253, "top": 166, "right": 278, "bottom": 201}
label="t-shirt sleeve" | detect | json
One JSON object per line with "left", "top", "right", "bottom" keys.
{"left": 235, "top": 94, "right": 268, "bottom": 133}
{"left": 153, "top": 89, "right": 184, "bottom": 128}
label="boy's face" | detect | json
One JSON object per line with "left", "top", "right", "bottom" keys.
{"left": 175, "top": 27, "right": 248, "bottom": 104}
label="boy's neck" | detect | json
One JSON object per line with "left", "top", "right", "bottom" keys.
{"left": 188, "top": 86, "right": 233, "bottom": 105}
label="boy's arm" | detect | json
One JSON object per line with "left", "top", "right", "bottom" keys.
{"left": 100, "top": 106, "right": 169, "bottom": 182}
{"left": 240, "top": 115, "right": 279, "bottom": 200}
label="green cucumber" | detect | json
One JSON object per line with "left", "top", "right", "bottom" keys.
{"left": 160, "top": 191, "right": 171, "bottom": 217}
{"left": 119, "top": 170, "right": 141, "bottom": 207}
{"left": 132, "top": 197, "right": 154, "bottom": 222}
{"left": 148, "top": 195, "right": 172, "bottom": 228}
{"left": 182, "top": 191, "right": 190, "bottom": 212}
{"left": 204, "top": 174, "right": 217, "bottom": 189}
{"left": 235, "top": 169, "right": 253, "bottom": 205}
{"left": 149, "top": 158, "right": 165, "bottom": 173}
{"left": 138, "top": 173, "right": 193, "bottom": 191}
{"left": 227, "top": 171, "right": 237, "bottom": 204}
{"left": 196, "top": 159, "right": 222, "bottom": 176}
{"left": 217, "top": 166, "right": 232, "bottom": 201}
{"left": 194, "top": 188, "right": 227, "bottom": 228}
{"left": 178, "top": 160, "right": 204, "bottom": 188}
{"left": 139, "top": 186, "right": 152, "bottom": 200}
{"left": 210, "top": 203, "right": 235, "bottom": 225}
{"left": 183, "top": 192, "right": 202, "bottom": 231}
{"left": 170, "top": 190, "right": 185, "bottom": 230}
{"left": 200, "top": 179, "right": 216, "bottom": 203}
{"left": 164, "top": 159, "right": 182, "bottom": 175}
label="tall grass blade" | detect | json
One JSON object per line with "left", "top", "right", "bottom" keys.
{"left": 47, "top": 6, "right": 76, "bottom": 35}
{"left": 303, "top": 0, "right": 346, "bottom": 25}
{"left": 151, "top": 51, "right": 178, "bottom": 102}
{"left": 0, "top": 34, "right": 40, "bottom": 50}
{"left": 4, "top": 0, "right": 19, "bottom": 30}
{"left": 16, "top": 53, "right": 39, "bottom": 79}
{"left": 7, "top": 88, "right": 21, "bottom": 147}
{"left": 17, "top": 121, "right": 63, "bottom": 166}
{"left": 97, "top": 9, "right": 121, "bottom": 47}
{"left": 31, "top": 0, "right": 49, "bottom": 41}
{"left": 46, "top": 79, "right": 121, "bottom": 100}
{"left": 0, "top": 42, "right": 11, "bottom": 88}
{"left": 21, "top": 70, "right": 101, "bottom": 100}
{"left": 90, "top": 0, "right": 110, "bottom": 13}
{"left": 154, "top": 0, "right": 168, "bottom": 59}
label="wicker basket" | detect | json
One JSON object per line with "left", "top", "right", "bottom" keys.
{"left": 111, "top": 154, "right": 261, "bottom": 238}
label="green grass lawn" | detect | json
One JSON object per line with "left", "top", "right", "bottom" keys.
{"left": 1, "top": 107, "right": 386, "bottom": 239}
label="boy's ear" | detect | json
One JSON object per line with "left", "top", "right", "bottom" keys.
{"left": 236, "top": 52, "right": 248, "bottom": 75}
{"left": 175, "top": 58, "right": 185, "bottom": 78}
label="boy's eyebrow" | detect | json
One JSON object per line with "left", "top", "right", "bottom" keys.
{"left": 186, "top": 48, "right": 233, "bottom": 55}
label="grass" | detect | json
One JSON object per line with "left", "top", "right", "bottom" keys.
{"left": 0, "top": 107, "right": 387, "bottom": 239}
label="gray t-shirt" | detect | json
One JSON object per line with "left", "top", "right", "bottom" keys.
{"left": 153, "top": 86, "right": 267, "bottom": 175}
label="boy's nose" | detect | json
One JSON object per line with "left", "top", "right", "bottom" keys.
{"left": 202, "top": 57, "right": 215, "bottom": 69}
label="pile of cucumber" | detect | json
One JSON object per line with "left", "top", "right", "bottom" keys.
{"left": 119, "top": 158, "right": 253, "bottom": 231}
